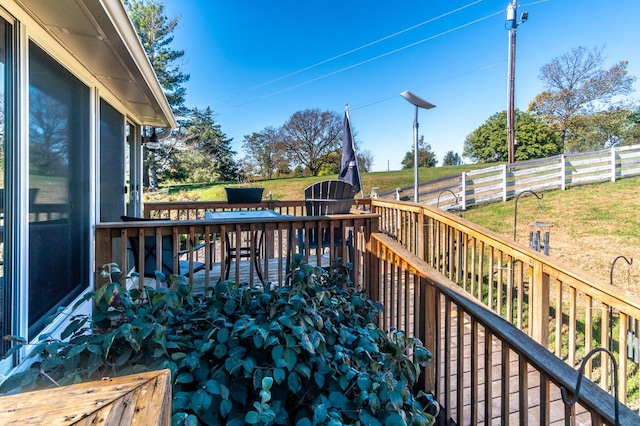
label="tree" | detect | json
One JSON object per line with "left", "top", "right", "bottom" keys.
{"left": 463, "top": 110, "right": 561, "bottom": 163}
{"left": 124, "top": 0, "right": 190, "bottom": 189}
{"left": 242, "top": 127, "right": 290, "bottom": 179}
{"left": 400, "top": 136, "right": 437, "bottom": 169}
{"left": 626, "top": 108, "right": 640, "bottom": 145}
{"left": 564, "top": 107, "right": 640, "bottom": 151}
{"left": 281, "top": 109, "right": 342, "bottom": 176}
{"left": 528, "top": 46, "right": 635, "bottom": 152}
{"left": 358, "top": 149, "right": 375, "bottom": 172}
{"left": 159, "top": 145, "right": 218, "bottom": 183}
{"left": 124, "top": 0, "right": 189, "bottom": 114}
{"left": 442, "top": 151, "right": 462, "bottom": 166}
{"left": 29, "top": 91, "right": 68, "bottom": 176}
{"left": 184, "top": 107, "right": 238, "bottom": 182}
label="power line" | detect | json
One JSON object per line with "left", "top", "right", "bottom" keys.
{"left": 249, "top": 0, "right": 483, "bottom": 91}
{"left": 211, "top": 0, "right": 483, "bottom": 105}
{"left": 223, "top": 9, "right": 503, "bottom": 112}
{"left": 350, "top": 60, "right": 507, "bottom": 112}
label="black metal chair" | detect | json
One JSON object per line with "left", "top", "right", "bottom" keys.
{"left": 121, "top": 215, "right": 205, "bottom": 279}
{"left": 204, "top": 212, "right": 265, "bottom": 283}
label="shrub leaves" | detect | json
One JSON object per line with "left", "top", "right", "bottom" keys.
{"left": 2, "top": 260, "right": 435, "bottom": 426}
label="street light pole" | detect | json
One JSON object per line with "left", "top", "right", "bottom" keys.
{"left": 506, "top": 0, "right": 528, "bottom": 165}
{"left": 412, "top": 104, "right": 419, "bottom": 202}
{"left": 400, "top": 90, "right": 435, "bottom": 203}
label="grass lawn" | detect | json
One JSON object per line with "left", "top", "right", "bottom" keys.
{"left": 151, "top": 163, "right": 490, "bottom": 201}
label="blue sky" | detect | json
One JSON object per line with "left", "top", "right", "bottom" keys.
{"left": 163, "top": 0, "right": 640, "bottom": 172}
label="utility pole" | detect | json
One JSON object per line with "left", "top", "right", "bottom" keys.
{"left": 506, "top": 0, "right": 528, "bottom": 165}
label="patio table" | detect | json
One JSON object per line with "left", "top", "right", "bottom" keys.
{"left": 205, "top": 209, "right": 285, "bottom": 283}
{"left": 205, "top": 209, "right": 282, "bottom": 220}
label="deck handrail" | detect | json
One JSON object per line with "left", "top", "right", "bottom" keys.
{"left": 371, "top": 197, "right": 640, "bottom": 409}
{"left": 369, "top": 232, "right": 638, "bottom": 424}
{"left": 96, "top": 212, "right": 378, "bottom": 291}
{"left": 143, "top": 199, "right": 372, "bottom": 220}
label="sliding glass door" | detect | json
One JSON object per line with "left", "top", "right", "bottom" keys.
{"left": 100, "top": 99, "right": 125, "bottom": 222}
{"left": 0, "top": 15, "right": 12, "bottom": 358}
{"left": 28, "top": 42, "right": 90, "bottom": 336}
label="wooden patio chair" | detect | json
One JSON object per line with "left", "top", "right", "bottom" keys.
{"left": 299, "top": 180, "right": 356, "bottom": 261}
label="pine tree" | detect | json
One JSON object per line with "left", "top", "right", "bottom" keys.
{"left": 124, "top": 0, "right": 189, "bottom": 114}
{"left": 185, "top": 107, "right": 239, "bottom": 182}
{"left": 123, "top": 0, "right": 190, "bottom": 189}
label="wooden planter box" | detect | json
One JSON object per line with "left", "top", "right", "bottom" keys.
{"left": 0, "top": 369, "right": 171, "bottom": 425}
{"left": 225, "top": 187, "right": 264, "bottom": 204}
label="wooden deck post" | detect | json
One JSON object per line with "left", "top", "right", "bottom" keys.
{"left": 417, "top": 211, "right": 425, "bottom": 260}
{"left": 531, "top": 259, "right": 550, "bottom": 345}
{"left": 366, "top": 233, "right": 380, "bottom": 303}
{"left": 418, "top": 276, "right": 437, "bottom": 393}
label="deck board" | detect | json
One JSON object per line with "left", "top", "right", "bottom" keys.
{"left": 188, "top": 256, "right": 325, "bottom": 293}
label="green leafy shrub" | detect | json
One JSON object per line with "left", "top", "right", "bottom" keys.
{"left": 2, "top": 256, "right": 435, "bottom": 425}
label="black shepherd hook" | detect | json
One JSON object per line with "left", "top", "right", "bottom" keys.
{"left": 608, "top": 255, "right": 634, "bottom": 386}
{"left": 513, "top": 190, "right": 543, "bottom": 241}
{"left": 436, "top": 189, "right": 459, "bottom": 209}
{"left": 560, "top": 347, "right": 619, "bottom": 426}
{"left": 610, "top": 255, "right": 633, "bottom": 287}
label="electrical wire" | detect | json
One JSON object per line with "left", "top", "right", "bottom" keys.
{"left": 350, "top": 60, "right": 507, "bottom": 112}
{"left": 223, "top": 9, "right": 504, "bottom": 112}
{"left": 249, "top": 0, "right": 483, "bottom": 91}
{"left": 211, "top": 0, "right": 483, "bottom": 105}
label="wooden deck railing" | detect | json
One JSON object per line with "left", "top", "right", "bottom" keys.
{"left": 95, "top": 208, "right": 378, "bottom": 291}
{"left": 89, "top": 198, "right": 640, "bottom": 421}
{"left": 142, "top": 199, "right": 373, "bottom": 219}
{"left": 368, "top": 233, "right": 638, "bottom": 424}
{"left": 371, "top": 198, "right": 640, "bottom": 409}
{"left": 143, "top": 199, "right": 308, "bottom": 219}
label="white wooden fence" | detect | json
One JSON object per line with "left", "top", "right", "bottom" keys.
{"left": 377, "top": 144, "right": 640, "bottom": 210}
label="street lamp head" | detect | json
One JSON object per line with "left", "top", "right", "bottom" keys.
{"left": 400, "top": 90, "right": 435, "bottom": 110}
{"left": 400, "top": 91, "right": 435, "bottom": 203}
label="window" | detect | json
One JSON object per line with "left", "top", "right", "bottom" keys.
{"left": 28, "top": 42, "right": 90, "bottom": 337}
{"left": 0, "top": 15, "right": 12, "bottom": 358}
{"left": 100, "top": 99, "right": 125, "bottom": 222}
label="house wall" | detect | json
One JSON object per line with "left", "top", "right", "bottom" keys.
{"left": 0, "top": 1, "right": 168, "bottom": 378}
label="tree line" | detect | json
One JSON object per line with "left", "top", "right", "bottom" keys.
{"left": 125, "top": 1, "right": 374, "bottom": 189}
{"left": 241, "top": 109, "right": 374, "bottom": 180}
{"left": 464, "top": 47, "right": 639, "bottom": 163}
{"left": 127, "top": 1, "right": 638, "bottom": 190}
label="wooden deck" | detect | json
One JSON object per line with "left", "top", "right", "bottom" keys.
{"left": 102, "top": 199, "right": 638, "bottom": 423}
{"left": 188, "top": 252, "right": 335, "bottom": 292}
